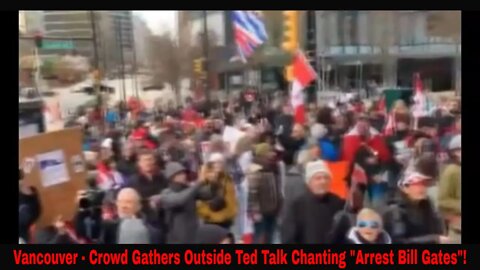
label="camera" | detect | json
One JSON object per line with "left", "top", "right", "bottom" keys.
{"left": 78, "top": 176, "right": 105, "bottom": 211}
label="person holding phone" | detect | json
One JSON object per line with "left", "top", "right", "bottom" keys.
{"left": 197, "top": 153, "right": 238, "bottom": 230}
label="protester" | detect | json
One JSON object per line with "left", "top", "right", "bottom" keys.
{"left": 194, "top": 223, "right": 235, "bottom": 244}
{"left": 382, "top": 171, "right": 448, "bottom": 244}
{"left": 438, "top": 134, "right": 461, "bottom": 243}
{"left": 154, "top": 162, "right": 212, "bottom": 244}
{"left": 281, "top": 160, "right": 344, "bottom": 244}
{"left": 100, "top": 188, "right": 161, "bottom": 244}
{"left": 342, "top": 115, "right": 391, "bottom": 164}
{"left": 247, "top": 143, "right": 283, "bottom": 243}
{"left": 127, "top": 149, "right": 168, "bottom": 231}
{"left": 96, "top": 158, "right": 125, "bottom": 191}
{"left": 345, "top": 208, "right": 391, "bottom": 244}
{"left": 19, "top": 169, "right": 41, "bottom": 243}
{"left": 197, "top": 153, "right": 238, "bottom": 229}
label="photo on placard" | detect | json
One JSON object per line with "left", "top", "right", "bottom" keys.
{"left": 22, "top": 157, "right": 35, "bottom": 174}
{"left": 36, "top": 150, "right": 70, "bottom": 187}
{"left": 71, "top": 154, "right": 85, "bottom": 173}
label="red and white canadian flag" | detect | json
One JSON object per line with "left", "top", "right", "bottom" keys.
{"left": 290, "top": 50, "right": 317, "bottom": 124}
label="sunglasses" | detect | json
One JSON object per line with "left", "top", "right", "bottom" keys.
{"left": 357, "top": 220, "right": 380, "bottom": 229}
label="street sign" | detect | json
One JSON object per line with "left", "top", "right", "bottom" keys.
{"left": 41, "top": 40, "right": 74, "bottom": 50}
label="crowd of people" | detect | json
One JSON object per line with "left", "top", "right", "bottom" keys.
{"left": 19, "top": 92, "right": 461, "bottom": 245}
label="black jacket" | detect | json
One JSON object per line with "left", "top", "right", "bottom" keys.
{"left": 382, "top": 193, "right": 444, "bottom": 244}
{"left": 127, "top": 172, "right": 168, "bottom": 229}
{"left": 281, "top": 191, "right": 344, "bottom": 244}
{"left": 19, "top": 187, "right": 41, "bottom": 242}
{"left": 116, "top": 157, "right": 137, "bottom": 178}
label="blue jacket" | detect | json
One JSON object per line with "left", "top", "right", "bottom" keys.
{"left": 105, "top": 110, "right": 120, "bottom": 124}
{"left": 318, "top": 138, "right": 340, "bottom": 162}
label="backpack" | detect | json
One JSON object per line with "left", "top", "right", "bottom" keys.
{"left": 250, "top": 171, "right": 282, "bottom": 216}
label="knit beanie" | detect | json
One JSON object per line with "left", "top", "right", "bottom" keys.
{"left": 305, "top": 160, "right": 331, "bottom": 183}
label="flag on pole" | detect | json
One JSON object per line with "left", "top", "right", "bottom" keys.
{"left": 290, "top": 50, "right": 317, "bottom": 124}
{"left": 412, "top": 72, "right": 431, "bottom": 128}
{"left": 232, "top": 11, "right": 268, "bottom": 62}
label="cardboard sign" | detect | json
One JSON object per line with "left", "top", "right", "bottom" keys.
{"left": 19, "top": 128, "right": 87, "bottom": 227}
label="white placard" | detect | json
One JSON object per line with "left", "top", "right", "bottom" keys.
{"left": 36, "top": 150, "right": 70, "bottom": 187}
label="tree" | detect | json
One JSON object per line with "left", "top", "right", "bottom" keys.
{"left": 149, "top": 32, "right": 188, "bottom": 105}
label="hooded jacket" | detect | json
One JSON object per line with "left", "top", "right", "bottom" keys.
{"left": 345, "top": 227, "right": 392, "bottom": 244}
{"left": 382, "top": 193, "right": 444, "bottom": 244}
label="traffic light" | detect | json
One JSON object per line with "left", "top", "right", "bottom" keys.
{"left": 193, "top": 58, "right": 205, "bottom": 78}
{"left": 284, "top": 65, "right": 294, "bottom": 82}
{"left": 282, "top": 11, "right": 299, "bottom": 53}
{"left": 34, "top": 32, "right": 43, "bottom": 49}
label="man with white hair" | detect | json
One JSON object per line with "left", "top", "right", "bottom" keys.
{"left": 100, "top": 187, "right": 161, "bottom": 244}
{"left": 281, "top": 160, "right": 344, "bottom": 244}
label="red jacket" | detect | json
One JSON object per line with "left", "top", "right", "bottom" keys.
{"left": 342, "top": 126, "right": 391, "bottom": 163}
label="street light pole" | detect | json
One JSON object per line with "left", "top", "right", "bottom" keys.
{"left": 202, "top": 10, "right": 211, "bottom": 102}
{"left": 90, "top": 10, "right": 103, "bottom": 130}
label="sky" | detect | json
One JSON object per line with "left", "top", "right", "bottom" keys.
{"left": 134, "top": 11, "right": 177, "bottom": 35}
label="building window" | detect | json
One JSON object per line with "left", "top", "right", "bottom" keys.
{"left": 357, "top": 12, "right": 369, "bottom": 45}
{"left": 326, "top": 12, "right": 338, "bottom": 46}
{"left": 339, "top": 11, "right": 358, "bottom": 46}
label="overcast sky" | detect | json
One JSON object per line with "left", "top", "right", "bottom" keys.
{"left": 134, "top": 11, "right": 177, "bottom": 35}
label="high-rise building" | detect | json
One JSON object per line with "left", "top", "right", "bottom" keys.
{"left": 132, "top": 15, "right": 152, "bottom": 68}
{"left": 43, "top": 10, "right": 98, "bottom": 60}
{"left": 314, "top": 10, "right": 461, "bottom": 91}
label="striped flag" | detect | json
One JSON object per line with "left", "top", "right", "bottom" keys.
{"left": 232, "top": 11, "right": 268, "bottom": 62}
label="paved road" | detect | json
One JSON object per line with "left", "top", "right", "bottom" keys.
{"left": 44, "top": 76, "right": 191, "bottom": 131}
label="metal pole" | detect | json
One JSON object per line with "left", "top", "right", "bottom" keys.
{"left": 202, "top": 10, "right": 211, "bottom": 102}
{"left": 89, "top": 11, "right": 100, "bottom": 71}
{"left": 118, "top": 19, "right": 127, "bottom": 101}
{"left": 130, "top": 16, "right": 139, "bottom": 99}
{"left": 90, "top": 10, "right": 103, "bottom": 130}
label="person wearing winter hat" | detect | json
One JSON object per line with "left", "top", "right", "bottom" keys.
{"left": 382, "top": 171, "right": 448, "bottom": 244}
{"left": 247, "top": 142, "right": 282, "bottom": 243}
{"left": 438, "top": 134, "right": 461, "bottom": 243}
{"left": 281, "top": 160, "right": 344, "bottom": 244}
{"left": 345, "top": 208, "right": 391, "bottom": 244}
{"left": 151, "top": 162, "right": 213, "bottom": 243}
